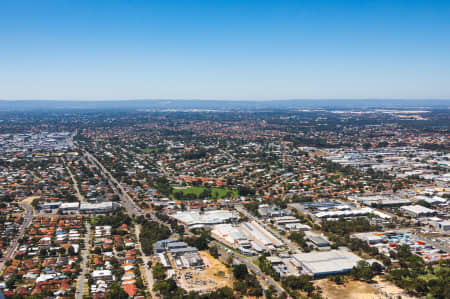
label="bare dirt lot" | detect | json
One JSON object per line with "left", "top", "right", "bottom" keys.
{"left": 177, "top": 251, "right": 233, "bottom": 293}
{"left": 315, "top": 278, "right": 379, "bottom": 299}
{"left": 12, "top": 196, "right": 39, "bottom": 216}
{"left": 21, "top": 195, "right": 40, "bottom": 204}
{"left": 314, "top": 276, "right": 417, "bottom": 299}
{"left": 372, "top": 276, "right": 416, "bottom": 299}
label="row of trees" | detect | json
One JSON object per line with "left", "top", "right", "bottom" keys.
{"left": 183, "top": 231, "right": 210, "bottom": 250}
{"left": 232, "top": 264, "right": 264, "bottom": 297}
{"left": 256, "top": 255, "right": 280, "bottom": 280}
{"left": 321, "top": 217, "right": 378, "bottom": 235}
{"left": 139, "top": 219, "right": 171, "bottom": 255}
{"left": 288, "top": 231, "right": 313, "bottom": 252}
{"left": 92, "top": 210, "right": 132, "bottom": 228}
{"left": 350, "top": 260, "right": 383, "bottom": 281}
{"left": 173, "top": 187, "right": 235, "bottom": 201}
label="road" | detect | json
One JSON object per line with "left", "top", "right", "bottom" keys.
{"left": 71, "top": 134, "right": 173, "bottom": 297}
{"left": 135, "top": 224, "right": 156, "bottom": 297}
{"left": 82, "top": 150, "right": 171, "bottom": 231}
{"left": 75, "top": 223, "right": 91, "bottom": 298}
{"left": 78, "top": 146, "right": 174, "bottom": 296}
{"left": 212, "top": 241, "right": 286, "bottom": 295}
{"left": 71, "top": 138, "right": 283, "bottom": 297}
{"left": 0, "top": 202, "right": 33, "bottom": 272}
{"left": 235, "top": 205, "right": 300, "bottom": 254}
{"left": 69, "top": 133, "right": 170, "bottom": 227}
{"left": 83, "top": 151, "right": 141, "bottom": 216}
{"left": 63, "top": 157, "right": 85, "bottom": 202}
{"left": 76, "top": 222, "right": 91, "bottom": 299}
{"left": 81, "top": 146, "right": 286, "bottom": 296}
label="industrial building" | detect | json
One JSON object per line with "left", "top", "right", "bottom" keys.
{"left": 352, "top": 232, "right": 385, "bottom": 245}
{"left": 292, "top": 250, "right": 362, "bottom": 277}
{"left": 171, "top": 210, "right": 238, "bottom": 229}
{"left": 211, "top": 224, "right": 250, "bottom": 250}
{"left": 258, "top": 204, "right": 291, "bottom": 218}
{"left": 153, "top": 238, "right": 204, "bottom": 270}
{"left": 315, "top": 207, "right": 374, "bottom": 219}
{"left": 267, "top": 256, "right": 302, "bottom": 277}
{"left": 401, "top": 205, "right": 438, "bottom": 217}
{"left": 437, "top": 221, "right": 450, "bottom": 232}
{"left": 156, "top": 252, "right": 171, "bottom": 268}
{"left": 416, "top": 196, "right": 448, "bottom": 206}
{"left": 211, "top": 221, "right": 283, "bottom": 254}
{"left": 350, "top": 195, "right": 411, "bottom": 207}
{"left": 305, "top": 232, "right": 330, "bottom": 248}
{"left": 272, "top": 216, "right": 311, "bottom": 232}
{"left": 290, "top": 201, "right": 390, "bottom": 221}
{"left": 351, "top": 230, "right": 449, "bottom": 262}
{"left": 154, "top": 238, "right": 180, "bottom": 253}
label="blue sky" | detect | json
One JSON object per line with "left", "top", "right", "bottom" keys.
{"left": 1, "top": 0, "right": 449, "bottom": 100}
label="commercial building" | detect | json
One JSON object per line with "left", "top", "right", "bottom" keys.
{"left": 79, "top": 202, "right": 119, "bottom": 214}
{"left": 401, "top": 205, "right": 438, "bottom": 217}
{"left": 272, "top": 216, "right": 311, "bottom": 232}
{"left": 292, "top": 250, "right": 362, "bottom": 277}
{"left": 437, "top": 221, "right": 450, "bottom": 232}
{"left": 39, "top": 202, "right": 61, "bottom": 210}
{"left": 59, "top": 202, "right": 80, "bottom": 212}
{"left": 171, "top": 210, "right": 238, "bottom": 229}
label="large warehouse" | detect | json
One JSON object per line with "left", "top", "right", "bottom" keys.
{"left": 211, "top": 221, "right": 283, "bottom": 253}
{"left": 401, "top": 205, "right": 437, "bottom": 217}
{"left": 292, "top": 250, "right": 361, "bottom": 277}
{"left": 171, "top": 210, "right": 238, "bottom": 229}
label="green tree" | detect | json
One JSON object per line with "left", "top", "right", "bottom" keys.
{"left": 152, "top": 262, "right": 167, "bottom": 281}
{"left": 209, "top": 246, "right": 219, "bottom": 258}
{"left": 233, "top": 264, "right": 248, "bottom": 280}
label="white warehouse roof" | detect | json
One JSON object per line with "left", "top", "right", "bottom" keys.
{"left": 172, "top": 210, "right": 237, "bottom": 227}
{"left": 293, "top": 250, "right": 361, "bottom": 276}
{"left": 401, "top": 205, "right": 437, "bottom": 216}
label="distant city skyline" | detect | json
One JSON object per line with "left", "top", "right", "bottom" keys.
{"left": 1, "top": 0, "right": 449, "bottom": 100}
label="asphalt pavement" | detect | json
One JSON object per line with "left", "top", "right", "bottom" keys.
{"left": 0, "top": 203, "right": 33, "bottom": 272}
{"left": 76, "top": 223, "right": 91, "bottom": 299}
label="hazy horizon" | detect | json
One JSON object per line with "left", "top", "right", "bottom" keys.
{"left": 0, "top": 99, "right": 448, "bottom": 112}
